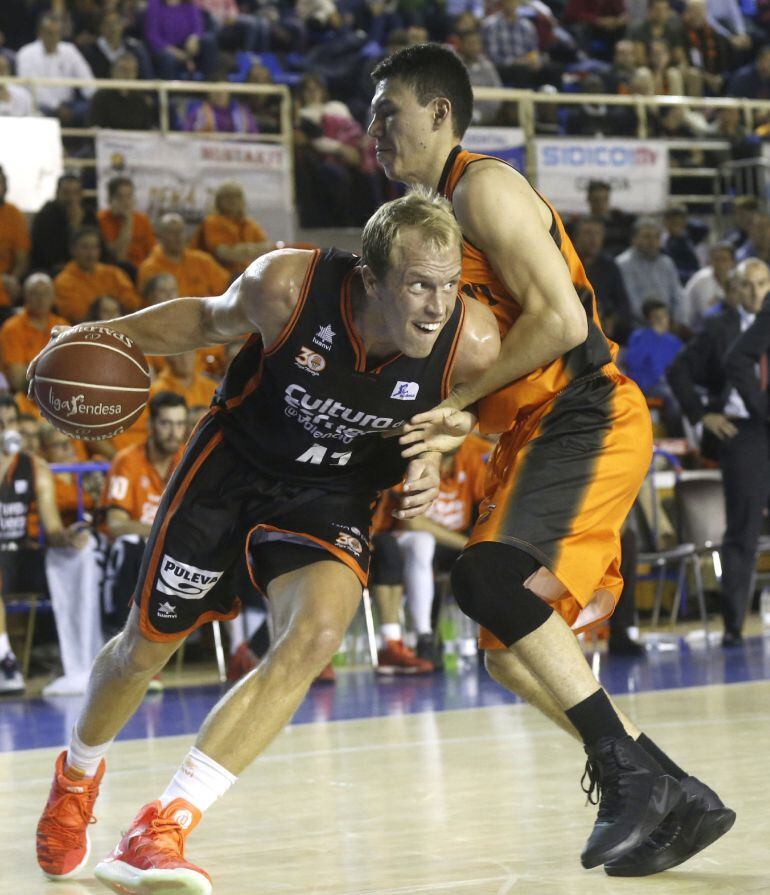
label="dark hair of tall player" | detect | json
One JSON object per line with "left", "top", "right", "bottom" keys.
{"left": 371, "top": 43, "right": 473, "bottom": 139}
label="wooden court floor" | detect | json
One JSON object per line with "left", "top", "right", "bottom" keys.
{"left": 2, "top": 681, "right": 767, "bottom": 895}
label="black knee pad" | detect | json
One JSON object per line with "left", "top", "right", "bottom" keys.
{"left": 450, "top": 542, "right": 553, "bottom": 647}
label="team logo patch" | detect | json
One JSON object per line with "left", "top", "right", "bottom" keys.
{"left": 295, "top": 346, "right": 326, "bottom": 375}
{"left": 157, "top": 601, "right": 177, "bottom": 619}
{"left": 335, "top": 532, "right": 363, "bottom": 556}
{"left": 157, "top": 555, "right": 223, "bottom": 600}
{"left": 14, "top": 480, "right": 28, "bottom": 494}
{"left": 390, "top": 381, "right": 419, "bottom": 400}
{"left": 313, "top": 324, "right": 335, "bottom": 349}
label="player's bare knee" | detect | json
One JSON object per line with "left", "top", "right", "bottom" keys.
{"left": 113, "top": 619, "right": 178, "bottom": 677}
{"left": 295, "top": 620, "right": 343, "bottom": 671}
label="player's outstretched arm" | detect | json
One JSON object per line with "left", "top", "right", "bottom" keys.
{"left": 447, "top": 162, "right": 588, "bottom": 411}
{"left": 25, "top": 250, "right": 316, "bottom": 384}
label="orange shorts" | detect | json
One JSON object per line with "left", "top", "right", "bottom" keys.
{"left": 468, "top": 365, "right": 652, "bottom": 648}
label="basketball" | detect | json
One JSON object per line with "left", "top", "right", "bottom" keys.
{"left": 32, "top": 325, "right": 151, "bottom": 441}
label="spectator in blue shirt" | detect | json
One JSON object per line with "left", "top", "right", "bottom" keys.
{"left": 624, "top": 298, "right": 684, "bottom": 434}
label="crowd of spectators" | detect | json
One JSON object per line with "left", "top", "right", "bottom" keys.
{"left": 4, "top": 1, "right": 770, "bottom": 224}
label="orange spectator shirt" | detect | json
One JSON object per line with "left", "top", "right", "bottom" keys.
{"left": 0, "top": 309, "right": 69, "bottom": 369}
{"left": 137, "top": 246, "right": 230, "bottom": 297}
{"left": 98, "top": 210, "right": 156, "bottom": 268}
{"left": 0, "top": 201, "right": 30, "bottom": 307}
{"left": 150, "top": 369, "right": 217, "bottom": 408}
{"left": 192, "top": 214, "right": 269, "bottom": 276}
{"left": 438, "top": 148, "right": 617, "bottom": 432}
{"left": 103, "top": 441, "right": 183, "bottom": 526}
{"left": 54, "top": 261, "right": 142, "bottom": 323}
{"left": 107, "top": 405, "right": 149, "bottom": 453}
{"left": 424, "top": 440, "right": 487, "bottom": 534}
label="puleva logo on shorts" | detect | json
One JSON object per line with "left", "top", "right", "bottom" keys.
{"left": 157, "top": 555, "right": 223, "bottom": 600}
{"left": 390, "top": 381, "right": 419, "bottom": 400}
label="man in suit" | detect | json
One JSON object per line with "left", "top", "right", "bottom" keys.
{"left": 667, "top": 258, "right": 770, "bottom": 645}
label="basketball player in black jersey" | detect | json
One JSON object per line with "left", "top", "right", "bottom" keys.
{"left": 33, "top": 190, "right": 500, "bottom": 895}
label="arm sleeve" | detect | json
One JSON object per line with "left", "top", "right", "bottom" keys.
{"left": 724, "top": 304, "right": 770, "bottom": 421}
{"left": 144, "top": 0, "right": 168, "bottom": 54}
{"left": 68, "top": 45, "right": 95, "bottom": 98}
{"left": 665, "top": 328, "right": 714, "bottom": 424}
{"left": 0, "top": 320, "right": 21, "bottom": 366}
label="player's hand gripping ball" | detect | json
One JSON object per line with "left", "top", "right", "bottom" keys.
{"left": 31, "top": 325, "right": 151, "bottom": 440}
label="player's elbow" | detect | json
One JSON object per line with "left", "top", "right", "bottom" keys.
{"left": 556, "top": 305, "right": 588, "bottom": 352}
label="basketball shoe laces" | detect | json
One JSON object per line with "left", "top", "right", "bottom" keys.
{"left": 581, "top": 756, "right": 623, "bottom": 820}
{"left": 135, "top": 813, "right": 187, "bottom": 859}
{"left": 39, "top": 789, "right": 97, "bottom": 853}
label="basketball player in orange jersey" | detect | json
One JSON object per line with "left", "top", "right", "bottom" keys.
{"left": 369, "top": 44, "right": 734, "bottom": 876}
{"left": 32, "top": 191, "right": 500, "bottom": 895}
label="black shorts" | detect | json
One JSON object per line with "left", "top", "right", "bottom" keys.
{"left": 136, "top": 414, "right": 374, "bottom": 642}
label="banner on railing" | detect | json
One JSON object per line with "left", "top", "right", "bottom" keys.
{"left": 95, "top": 130, "right": 294, "bottom": 240}
{"left": 465, "top": 127, "right": 525, "bottom": 173}
{"left": 0, "top": 117, "right": 63, "bottom": 212}
{"left": 535, "top": 139, "right": 668, "bottom": 213}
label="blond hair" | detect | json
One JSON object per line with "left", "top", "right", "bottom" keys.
{"left": 361, "top": 187, "right": 462, "bottom": 280}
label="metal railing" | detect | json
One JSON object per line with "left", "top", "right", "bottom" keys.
{"left": 475, "top": 86, "right": 766, "bottom": 210}
{"left": 0, "top": 74, "right": 294, "bottom": 197}
{"left": 3, "top": 75, "right": 769, "bottom": 214}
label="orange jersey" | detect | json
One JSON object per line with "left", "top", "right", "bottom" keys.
{"left": 191, "top": 214, "right": 269, "bottom": 276}
{"left": 0, "top": 309, "right": 69, "bottom": 369}
{"left": 0, "top": 201, "right": 30, "bottom": 307}
{"left": 103, "top": 441, "right": 182, "bottom": 527}
{"left": 438, "top": 148, "right": 617, "bottom": 431}
{"left": 424, "top": 439, "right": 487, "bottom": 534}
{"left": 54, "top": 261, "right": 142, "bottom": 323}
{"left": 98, "top": 209, "right": 156, "bottom": 268}
{"left": 137, "top": 246, "right": 230, "bottom": 297}
{"left": 150, "top": 369, "right": 217, "bottom": 408}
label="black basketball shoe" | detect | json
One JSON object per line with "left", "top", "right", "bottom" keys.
{"left": 604, "top": 776, "right": 736, "bottom": 876}
{"left": 580, "top": 735, "right": 683, "bottom": 869}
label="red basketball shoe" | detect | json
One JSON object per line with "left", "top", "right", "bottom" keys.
{"left": 376, "top": 639, "right": 434, "bottom": 675}
{"left": 36, "top": 750, "right": 105, "bottom": 879}
{"left": 94, "top": 798, "right": 211, "bottom": 895}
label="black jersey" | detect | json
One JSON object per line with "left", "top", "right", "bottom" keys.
{"left": 0, "top": 452, "right": 36, "bottom": 547}
{"left": 214, "top": 249, "right": 466, "bottom": 492}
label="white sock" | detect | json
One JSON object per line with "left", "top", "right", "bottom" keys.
{"left": 0, "top": 631, "right": 12, "bottom": 658}
{"left": 225, "top": 617, "right": 246, "bottom": 656}
{"left": 66, "top": 726, "right": 113, "bottom": 778}
{"left": 381, "top": 623, "right": 401, "bottom": 643}
{"left": 398, "top": 531, "right": 436, "bottom": 635}
{"left": 159, "top": 747, "right": 237, "bottom": 813}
